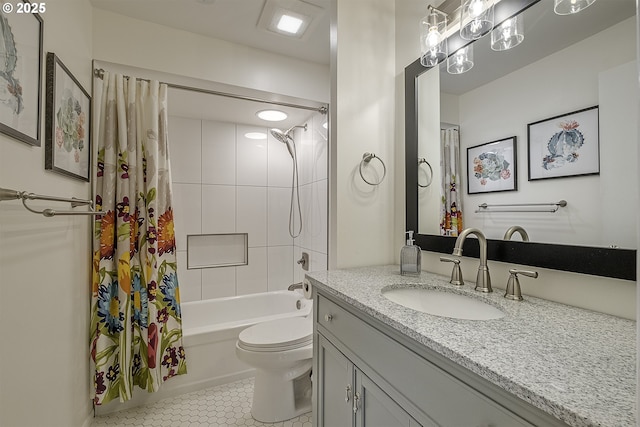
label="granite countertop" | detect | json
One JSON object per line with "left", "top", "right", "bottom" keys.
{"left": 306, "top": 265, "right": 636, "bottom": 427}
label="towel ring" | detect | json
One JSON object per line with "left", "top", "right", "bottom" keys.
{"left": 359, "top": 152, "right": 386, "bottom": 186}
{"left": 418, "top": 158, "right": 433, "bottom": 188}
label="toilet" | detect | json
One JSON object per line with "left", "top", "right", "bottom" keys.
{"left": 235, "top": 315, "right": 313, "bottom": 423}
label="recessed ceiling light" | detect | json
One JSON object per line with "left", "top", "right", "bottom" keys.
{"left": 257, "top": 0, "right": 320, "bottom": 39}
{"left": 245, "top": 132, "right": 267, "bottom": 140}
{"left": 257, "top": 109, "right": 288, "bottom": 122}
{"left": 277, "top": 14, "right": 304, "bottom": 34}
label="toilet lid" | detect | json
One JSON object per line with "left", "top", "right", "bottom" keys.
{"left": 238, "top": 317, "right": 312, "bottom": 351}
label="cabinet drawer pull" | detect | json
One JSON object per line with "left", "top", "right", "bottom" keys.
{"left": 325, "top": 314, "right": 333, "bottom": 322}
{"left": 353, "top": 391, "right": 361, "bottom": 414}
{"left": 345, "top": 384, "right": 351, "bottom": 403}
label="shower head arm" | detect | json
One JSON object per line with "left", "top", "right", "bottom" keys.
{"left": 285, "top": 123, "right": 308, "bottom": 135}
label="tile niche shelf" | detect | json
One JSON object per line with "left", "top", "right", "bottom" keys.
{"left": 187, "top": 233, "right": 248, "bottom": 269}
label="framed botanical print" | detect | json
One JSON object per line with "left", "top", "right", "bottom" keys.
{"left": 0, "top": 2, "right": 43, "bottom": 146}
{"left": 45, "top": 52, "right": 91, "bottom": 181}
{"left": 467, "top": 136, "right": 517, "bottom": 194}
{"left": 528, "top": 106, "right": 599, "bottom": 181}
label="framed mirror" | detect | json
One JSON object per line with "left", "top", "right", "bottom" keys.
{"left": 405, "top": 0, "right": 636, "bottom": 280}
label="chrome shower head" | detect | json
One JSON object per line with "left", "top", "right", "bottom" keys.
{"left": 270, "top": 128, "right": 294, "bottom": 158}
{"left": 270, "top": 128, "right": 291, "bottom": 144}
{"left": 270, "top": 124, "right": 307, "bottom": 158}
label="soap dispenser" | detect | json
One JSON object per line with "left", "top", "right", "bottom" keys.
{"left": 400, "top": 231, "right": 421, "bottom": 276}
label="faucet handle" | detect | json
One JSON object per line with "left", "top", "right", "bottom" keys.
{"left": 439, "top": 256, "right": 464, "bottom": 286}
{"left": 505, "top": 269, "right": 538, "bottom": 301}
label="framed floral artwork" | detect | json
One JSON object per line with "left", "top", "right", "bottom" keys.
{"left": 0, "top": 2, "right": 43, "bottom": 146}
{"left": 467, "top": 136, "right": 517, "bottom": 194}
{"left": 527, "top": 106, "right": 599, "bottom": 181}
{"left": 45, "top": 52, "right": 91, "bottom": 181}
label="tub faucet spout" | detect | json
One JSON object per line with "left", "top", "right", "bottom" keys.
{"left": 452, "top": 228, "right": 492, "bottom": 293}
{"left": 288, "top": 282, "right": 303, "bottom": 291}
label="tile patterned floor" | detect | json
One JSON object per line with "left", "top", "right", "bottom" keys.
{"left": 92, "top": 378, "right": 312, "bottom": 427}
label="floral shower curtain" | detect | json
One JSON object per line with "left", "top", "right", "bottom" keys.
{"left": 440, "top": 128, "right": 464, "bottom": 236}
{"left": 90, "top": 72, "right": 186, "bottom": 405}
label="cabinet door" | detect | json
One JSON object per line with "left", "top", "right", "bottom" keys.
{"left": 355, "top": 369, "right": 421, "bottom": 427}
{"left": 317, "top": 334, "right": 354, "bottom": 427}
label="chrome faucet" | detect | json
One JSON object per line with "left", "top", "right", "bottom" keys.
{"left": 452, "top": 228, "right": 492, "bottom": 293}
{"left": 503, "top": 225, "right": 530, "bottom": 242}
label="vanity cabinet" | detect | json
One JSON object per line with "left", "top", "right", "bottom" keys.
{"left": 317, "top": 334, "right": 420, "bottom": 427}
{"left": 314, "top": 291, "right": 567, "bottom": 427}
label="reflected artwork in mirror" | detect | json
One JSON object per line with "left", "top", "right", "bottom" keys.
{"left": 405, "top": 0, "right": 636, "bottom": 280}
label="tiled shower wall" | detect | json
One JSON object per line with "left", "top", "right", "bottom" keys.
{"left": 168, "top": 112, "right": 328, "bottom": 302}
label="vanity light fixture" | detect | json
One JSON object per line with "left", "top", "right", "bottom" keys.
{"left": 491, "top": 14, "right": 524, "bottom": 51}
{"left": 554, "top": 0, "right": 596, "bottom": 15}
{"left": 447, "top": 45, "right": 474, "bottom": 74}
{"left": 420, "top": 6, "right": 448, "bottom": 67}
{"left": 256, "top": 109, "right": 288, "bottom": 122}
{"left": 460, "top": 0, "right": 495, "bottom": 40}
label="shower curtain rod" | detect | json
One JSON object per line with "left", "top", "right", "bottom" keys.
{"left": 93, "top": 68, "right": 328, "bottom": 114}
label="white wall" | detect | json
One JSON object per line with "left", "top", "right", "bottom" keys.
{"left": 294, "top": 113, "right": 330, "bottom": 283}
{"left": 169, "top": 112, "right": 327, "bottom": 302}
{"left": 331, "top": 0, "right": 397, "bottom": 268}
{"left": 417, "top": 68, "right": 442, "bottom": 236}
{"left": 92, "top": 9, "right": 330, "bottom": 105}
{"left": 0, "top": 2, "right": 94, "bottom": 427}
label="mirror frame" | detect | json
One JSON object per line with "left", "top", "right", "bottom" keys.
{"left": 405, "top": 0, "right": 636, "bottom": 281}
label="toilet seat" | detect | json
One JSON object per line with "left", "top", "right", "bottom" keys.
{"left": 238, "top": 317, "right": 312, "bottom": 352}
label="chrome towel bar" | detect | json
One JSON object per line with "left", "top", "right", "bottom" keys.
{"left": 476, "top": 200, "right": 567, "bottom": 213}
{"left": 0, "top": 187, "right": 102, "bottom": 217}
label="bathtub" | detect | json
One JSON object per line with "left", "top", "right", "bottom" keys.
{"left": 97, "top": 290, "right": 312, "bottom": 415}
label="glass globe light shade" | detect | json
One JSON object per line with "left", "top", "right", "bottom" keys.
{"left": 554, "top": 0, "right": 596, "bottom": 15}
{"left": 420, "top": 9, "right": 447, "bottom": 67}
{"left": 491, "top": 15, "right": 524, "bottom": 51}
{"left": 460, "top": 0, "right": 494, "bottom": 40}
{"left": 447, "top": 45, "right": 474, "bottom": 75}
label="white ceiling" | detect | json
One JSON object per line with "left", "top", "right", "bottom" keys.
{"left": 90, "top": 0, "right": 331, "bottom": 65}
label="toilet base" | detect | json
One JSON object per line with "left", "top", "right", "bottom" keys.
{"left": 251, "top": 361, "right": 312, "bottom": 423}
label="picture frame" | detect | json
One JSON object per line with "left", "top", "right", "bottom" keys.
{"left": 0, "top": 2, "right": 43, "bottom": 146}
{"left": 527, "top": 106, "right": 599, "bottom": 181}
{"left": 45, "top": 52, "right": 91, "bottom": 181}
{"left": 467, "top": 136, "right": 517, "bottom": 194}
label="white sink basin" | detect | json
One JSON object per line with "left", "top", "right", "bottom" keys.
{"left": 382, "top": 287, "right": 505, "bottom": 320}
